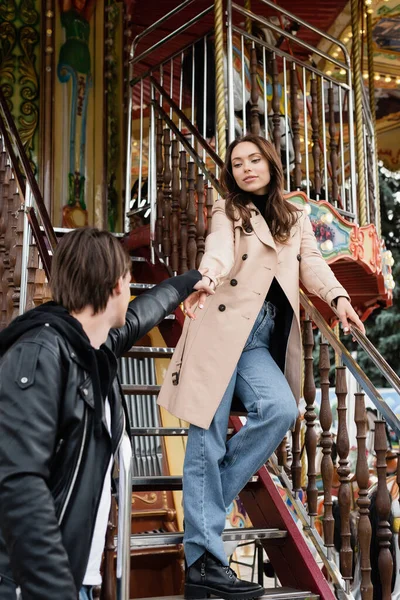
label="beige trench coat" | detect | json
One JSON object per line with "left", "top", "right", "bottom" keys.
{"left": 157, "top": 192, "right": 349, "bottom": 429}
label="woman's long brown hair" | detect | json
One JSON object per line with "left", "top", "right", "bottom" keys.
{"left": 221, "top": 134, "right": 299, "bottom": 243}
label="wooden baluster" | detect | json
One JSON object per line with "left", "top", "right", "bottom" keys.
{"left": 33, "top": 262, "right": 52, "bottom": 307}
{"left": 156, "top": 117, "right": 164, "bottom": 249}
{"left": 206, "top": 185, "right": 213, "bottom": 235}
{"left": 290, "top": 62, "right": 302, "bottom": 189}
{"left": 4, "top": 177, "right": 17, "bottom": 325}
{"left": 171, "top": 139, "right": 180, "bottom": 274}
{"left": 196, "top": 172, "right": 205, "bottom": 268}
{"left": 0, "top": 152, "right": 8, "bottom": 329}
{"left": 162, "top": 128, "right": 172, "bottom": 264}
{"left": 328, "top": 84, "right": 339, "bottom": 206}
{"left": 336, "top": 365, "right": 352, "bottom": 586}
{"left": 355, "top": 392, "right": 373, "bottom": 600}
{"left": 310, "top": 75, "right": 321, "bottom": 198}
{"left": 26, "top": 243, "right": 39, "bottom": 312}
{"left": 0, "top": 165, "right": 11, "bottom": 328}
{"left": 397, "top": 452, "right": 400, "bottom": 555}
{"left": 291, "top": 416, "right": 302, "bottom": 493}
{"left": 101, "top": 496, "right": 117, "bottom": 600}
{"left": 276, "top": 437, "right": 288, "bottom": 470}
{"left": 250, "top": 46, "right": 260, "bottom": 135}
{"left": 179, "top": 151, "right": 188, "bottom": 274}
{"left": 12, "top": 202, "right": 24, "bottom": 318}
{"left": 303, "top": 318, "right": 318, "bottom": 521}
{"left": 319, "top": 339, "right": 334, "bottom": 554}
{"left": 271, "top": 53, "right": 282, "bottom": 155}
{"left": 187, "top": 162, "right": 197, "bottom": 270}
{"left": 374, "top": 420, "right": 393, "bottom": 600}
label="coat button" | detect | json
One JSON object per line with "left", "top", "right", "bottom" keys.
{"left": 218, "top": 304, "right": 226, "bottom": 312}
{"left": 245, "top": 226, "right": 253, "bottom": 233}
{"left": 242, "top": 254, "right": 248, "bottom": 260}
{"left": 297, "top": 254, "right": 301, "bottom": 261}
{"left": 230, "top": 279, "right": 238, "bottom": 286}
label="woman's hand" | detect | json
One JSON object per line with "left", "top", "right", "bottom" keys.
{"left": 336, "top": 297, "right": 365, "bottom": 335}
{"left": 183, "top": 273, "right": 215, "bottom": 319}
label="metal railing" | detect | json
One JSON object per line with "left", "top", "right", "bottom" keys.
{"left": 126, "top": 0, "right": 381, "bottom": 238}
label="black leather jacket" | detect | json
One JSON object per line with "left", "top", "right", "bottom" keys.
{"left": 0, "top": 271, "right": 201, "bottom": 600}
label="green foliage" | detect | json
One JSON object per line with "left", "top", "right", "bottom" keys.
{"left": 352, "top": 167, "right": 400, "bottom": 386}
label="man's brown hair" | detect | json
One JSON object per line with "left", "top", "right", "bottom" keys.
{"left": 51, "top": 227, "right": 131, "bottom": 314}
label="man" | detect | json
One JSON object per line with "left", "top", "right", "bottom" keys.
{"left": 0, "top": 227, "right": 213, "bottom": 599}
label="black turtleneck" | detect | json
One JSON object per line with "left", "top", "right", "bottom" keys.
{"left": 248, "top": 193, "right": 268, "bottom": 218}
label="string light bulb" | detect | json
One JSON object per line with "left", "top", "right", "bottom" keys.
{"left": 385, "top": 76, "right": 392, "bottom": 82}
{"left": 320, "top": 240, "right": 334, "bottom": 252}
{"left": 363, "top": 73, "right": 369, "bottom": 79}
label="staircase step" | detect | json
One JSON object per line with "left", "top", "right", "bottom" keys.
{"left": 131, "top": 256, "right": 147, "bottom": 262}
{"left": 131, "top": 427, "right": 189, "bottom": 436}
{"left": 122, "top": 384, "right": 161, "bottom": 395}
{"left": 136, "top": 592, "right": 319, "bottom": 600}
{"left": 132, "top": 475, "right": 259, "bottom": 491}
{"left": 130, "top": 426, "right": 234, "bottom": 436}
{"left": 132, "top": 475, "right": 183, "bottom": 491}
{"left": 124, "top": 345, "right": 175, "bottom": 358}
{"left": 129, "top": 527, "right": 287, "bottom": 548}
{"left": 130, "top": 283, "right": 155, "bottom": 293}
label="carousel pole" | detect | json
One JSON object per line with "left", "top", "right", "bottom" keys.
{"left": 350, "top": 0, "right": 367, "bottom": 226}
{"left": 366, "top": 10, "right": 381, "bottom": 235}
{"left": 245, "top": 0, "right": 252, "bottom": 35}
{"left": 215, "top": 0, "right": 227, "bottom": 160}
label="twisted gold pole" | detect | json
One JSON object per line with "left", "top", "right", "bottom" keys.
{"left": 245, "top": 0, "right": 252, "bottom": 36}
{"left": 351, "top": 0, "right": 367, "bottom": 226}
{"left": 366, "top": 12, "right": 381, "bottom": 235}
{"left": 215, "top": 0, "right": 226, "bottom": 160}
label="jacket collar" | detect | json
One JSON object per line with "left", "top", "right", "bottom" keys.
{"left": 248, "top": 201, "right": 278, "bottom": 253}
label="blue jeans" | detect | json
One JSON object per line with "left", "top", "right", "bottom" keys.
{"left": 183, "top": 300, "right": 298, "bottom": 567}
{"left": 79, "top": 586, "right": 94, "bottom": 600}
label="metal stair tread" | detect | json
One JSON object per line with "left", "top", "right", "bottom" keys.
{"left": 129, "top": 527, "right": 287, "bottom": 548}
{"left": 124, "top": 346, "right": 175, "bottom": 358}
{"left": 122, "top": 384, "right": 161, "bottom": 395}
{"left": 132, "top": 475, "right": 259, "bottom": 491}
{"left": 134, "top": 591, "right": 319, "bottom": 599}
{"left": 131, "top": 426, "right": 234, "bottom": 436}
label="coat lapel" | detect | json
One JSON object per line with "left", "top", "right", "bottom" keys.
{"left": 248, "top": 202, "right": 277, "bottom": 252}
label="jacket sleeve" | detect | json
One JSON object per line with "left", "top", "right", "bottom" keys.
{"left": 0, "top": 341, "right": 78, "bottom": 600}
{"left": 198, "top": 199, "right": 235, "bottom": 288}
{"left": 299, "top": 214, "right": 350, "bottom": 306}
{"left": 107, "top": 269, "right": 202, "bottom": 358}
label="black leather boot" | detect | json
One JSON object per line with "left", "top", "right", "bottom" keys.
{"left": 184, "top": 551, "right": 265, "bottom": 599}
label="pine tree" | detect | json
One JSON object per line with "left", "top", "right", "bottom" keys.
{"left": 356, "top": 167, "right": 400, "bottom": 386}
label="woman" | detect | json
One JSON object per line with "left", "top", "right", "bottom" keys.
{"left": 158, "top": 134, "right": 364, "bottom": 600}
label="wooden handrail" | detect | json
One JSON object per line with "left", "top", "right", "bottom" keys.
{"left": 0, "top": 88, "right": 57, "bottom": 254}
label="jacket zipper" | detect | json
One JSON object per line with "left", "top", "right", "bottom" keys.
{"left": 58, "top": 408, "right": 88, "bottom": 525}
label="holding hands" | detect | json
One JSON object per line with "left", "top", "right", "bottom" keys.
{"left": 184, "top": 269, "right": 215, "bottom": 319}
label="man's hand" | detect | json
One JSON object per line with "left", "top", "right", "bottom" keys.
{"left": 336, "top": 297, "right": 365, "bottom": 335}
{"left": 183, "top": 271, "right": 215, "bottom": 319}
